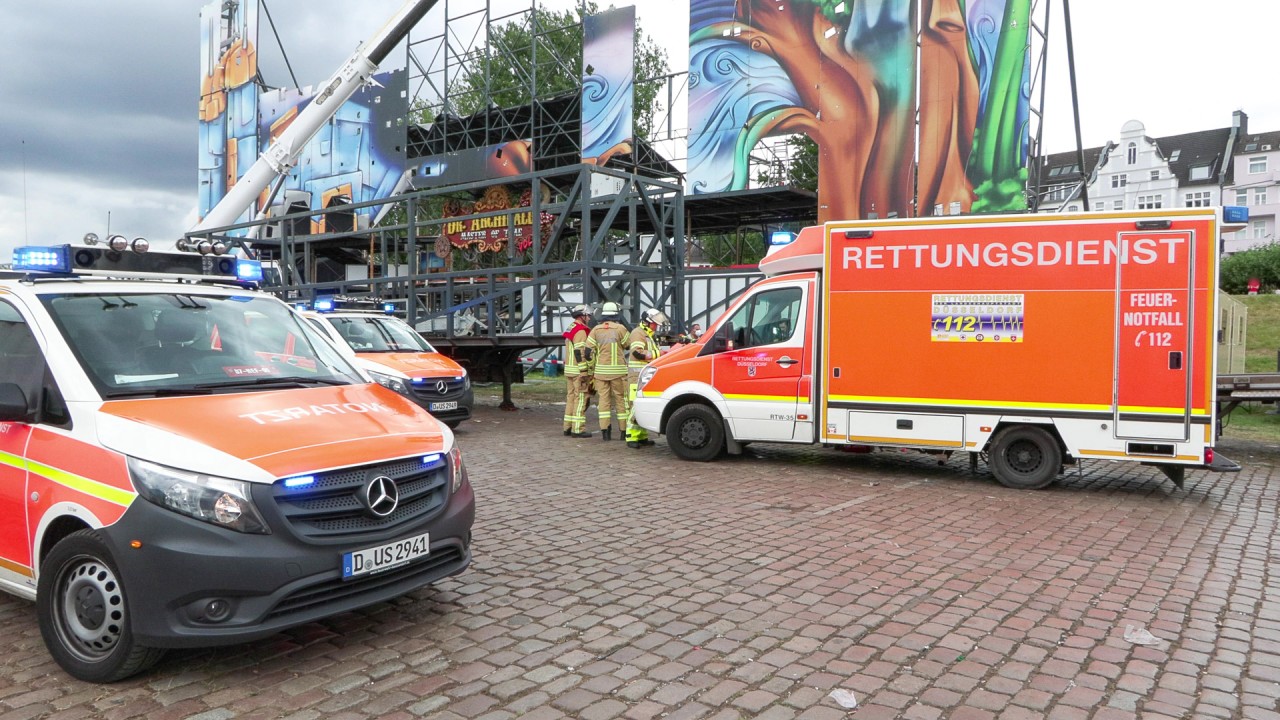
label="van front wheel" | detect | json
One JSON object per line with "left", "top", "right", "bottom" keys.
{"left": 37, "top": 530, "right": 165, "bottom": 682}
{"left": 667, "top": 404, "right": 725, "bottom": 462}
{"left": 989, "top": 426, "right": 1061, "bottom": 490}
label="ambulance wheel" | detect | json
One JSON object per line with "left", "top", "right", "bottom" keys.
{"left": 37, "top": 529, "right": 165, "bottom": 682}
{"left": 667, "top": 404, "right": 725, "bottom": 462}
{"left": 989, "top": 426, "right": 1061, "bottom": 490}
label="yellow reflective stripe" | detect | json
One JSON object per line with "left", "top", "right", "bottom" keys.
{"left": 724, "top": 394, "right": 810, "bottom": 402}
{"left": 0, "top": 450, "right": 135, "bottom": 508}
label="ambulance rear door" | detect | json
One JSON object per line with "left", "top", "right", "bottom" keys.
{"left": 1113, "top": 225, "right": 1196, "bottom": 441}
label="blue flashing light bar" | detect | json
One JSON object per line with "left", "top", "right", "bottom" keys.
{"left": 13, "top": 245, "right": 72, "bottom": 273}
{"left": 383, "top": 303, "right": 396, "bottom": 314}
{"left": 769, "top": 231, "right": 796, "bottom": 247}
{"left": 314, "top": 297, "right": 336, "bottom": 312}
{"left": 236, "top": 259, "right": 264, "bottom": 283}
{"left": 1223, "top": 206, "right": 1249, "bottom": 224}
{"left": 283, "top": 475, "right": 316, "bottom": 488}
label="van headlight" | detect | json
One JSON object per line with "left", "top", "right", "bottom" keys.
{"left": 449, "top": 445, "right": 467, "bottom": 492}
{"left": 637, "top": 366, "right": 658, "bottom": 392}
{"left": 368, "top": 370, "right": 411, "bottom": 396}
{"left": 461, "top": 370, "right": 471, "bottom": 391}
{"left": 129, "top": 458, "right": 268, "bottom": 534}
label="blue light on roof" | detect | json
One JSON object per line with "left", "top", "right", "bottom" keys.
{"left": 769, "top": 231, "right": 796, "bottom": 247}
{"left": 314, "top": 297, "right": 335, "bottom": 312}
{"left": 13, "top": 245, "right": 72, "bottom": 273}
{"left": 383, "top": 303, "right": 396, "bottom": 314}
{"left": 236, "top": 259, "right": 264, "bottom": 283}
{"left": 283, "top": 475, "right": 315, "bottom": 488}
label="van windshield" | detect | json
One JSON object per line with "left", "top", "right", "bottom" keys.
{"left": 40, "top": 292, "right": 365, "bottom": 398}
{"left": 324, "top": 316, "right": 437, "bottom": 353}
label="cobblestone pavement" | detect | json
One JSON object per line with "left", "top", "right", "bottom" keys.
{"left": 2, "top": 397, "right": 1279, "bottom": 720}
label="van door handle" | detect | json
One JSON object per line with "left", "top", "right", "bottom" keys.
{"left": 1169, "top": 351, "right": 1182, "bottom": 370}
{"left": 776, "top": 356, "right": 798, "bottom": 367}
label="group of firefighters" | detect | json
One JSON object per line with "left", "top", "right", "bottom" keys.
{"left": 560, "top": 302, "right": 680, "bottom": 448}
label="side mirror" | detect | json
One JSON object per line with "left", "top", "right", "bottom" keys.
{"left": 0, "top": 383, "right": 30, "bottom": 422}
{"left": 708, "top": 334, "right": 730, "bottom": 354}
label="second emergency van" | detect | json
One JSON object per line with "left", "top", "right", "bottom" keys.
{"left": 299, "top": 304, "right": 473, "bottom": 428}
{"left": 634, "top": 209, "right": 1245, "bottom": 489}
{"left": 0, "top": 241, "right": 474, "bottom": 682}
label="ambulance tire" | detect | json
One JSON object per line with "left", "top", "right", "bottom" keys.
{"left": 989, "top": 426, "right": 1062, "bottom": 490}
{"left": 37, "top": 529, "right": 165, "bottom": 683}
{"left": 667, "top": 404, "right": 725, "bottom": 462}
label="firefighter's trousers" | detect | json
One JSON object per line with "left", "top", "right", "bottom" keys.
{"left": 593, "top": 375, "right": 628, "bottom": 431}
{"left": 563, "top": 374, "right": 592, "bottom": 433}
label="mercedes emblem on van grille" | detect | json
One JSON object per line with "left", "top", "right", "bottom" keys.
{"left": 361, "top": 476, "right": 399, "bottom": 518}
{"left": 435, "top": 380, "right": 448, "bottom": 395}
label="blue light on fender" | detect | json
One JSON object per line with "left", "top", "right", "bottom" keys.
{"left": 236, "top": 259, "right": 264, "bottom": 283}
{"left": 769, "top": 231, "right": 796, "bottom": 247}
{"left": 1224, "top": 206, "right": 1249, "bottom": 224}
{"left": 283, "top": 475, "right": 315, "bottom": 488}
{"left": 13, "top": 245, "right": 72, "bottom": 273}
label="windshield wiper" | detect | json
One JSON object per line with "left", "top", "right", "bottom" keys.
{"left": 193, "top": 376, "right": 353, "bottom": 390}
{"left": 103, "top": 386, "right": 215, "bottom": 399}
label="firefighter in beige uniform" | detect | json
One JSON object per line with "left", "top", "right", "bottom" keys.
{"left": 625, "top": 308, "right": 666, "bottom": 448}
{"left": 585, "top": 302, "right": 629, "bottom": 440}
{"left": 562, "top": 305, "right": 593, "bottom": 437}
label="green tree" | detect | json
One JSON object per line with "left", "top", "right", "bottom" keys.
{"left": 449, "top": 2, "right": 668, "bottom": 138}
{"left": 755, "top": 135, "right": 818, "bottom": 191}
{"left": 1221, "top": 243, "right": 1280, "bottom": 294}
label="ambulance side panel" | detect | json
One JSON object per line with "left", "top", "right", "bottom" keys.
{"left": 820, "top": 211, "right": 1219, "bottom": 463}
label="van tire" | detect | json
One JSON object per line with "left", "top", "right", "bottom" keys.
{"left": 37, "top": 530, "right": 165, "bottom": 682}
{"left": 989, "top": 426, "right": 1061, "bottom": 490}
{"left": 667, "top": 404, "right": 725, "bottom": 462}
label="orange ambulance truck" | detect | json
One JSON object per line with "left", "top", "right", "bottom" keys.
{"left": 633, "top": 209, "right": 1244, "bottom": 489}
{"left": 0, "top": 242, "right": 474, "bottom": 682}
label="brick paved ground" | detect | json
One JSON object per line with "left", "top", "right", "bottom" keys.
{"left": 2, "top": 396, "right": 1279, "bottom": 719}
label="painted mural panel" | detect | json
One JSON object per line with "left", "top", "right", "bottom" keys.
{"left": 257, "top": 68, "right": 409, "bottom": 233}
{"left": 199, "top": 2, "right": 408, "bottom": 235}
{"left": 687, "top": 0, "right": 1032, "bottom": 220}
{"left": 919, "top": 0, "right": 1031, "bottom": 215}
{"left": 581, "top": 7, "right": 636, "bottom": 165}
{"left": 198, "top": 0, "right": 258, "bottom": 225}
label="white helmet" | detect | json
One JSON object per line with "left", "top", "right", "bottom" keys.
{"left": 600, "top": 301, "right": 621, "bottom": 316}
{"left": 642, "top": 308, "right": 669, "bottom": 326}
{"left": 571, "top": 305, "right": 590, "bottom": 318}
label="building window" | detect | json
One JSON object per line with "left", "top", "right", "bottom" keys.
{"left": 1255, "top": 188, "right": 1269, "bottom": 205}
{"left": 1111, "top": 174, "right": 1128, "bottom": 188}
{"left": 1252, "top": 220, "right": 1267, "bottom": 239}
{"left": 1094, "top": 202, "right": 1106, "bottom": 211}
{"left": 1249, "top": 157, "right": 1267, "bottom": 173}
{"left": 1113, "top": 200, "right": 1123, "bottom": 210}
{"left": 1127, "top": 143, "right": 1137, "bottom": 164}
{"left": 1137, "top": 195, "right": 1163, "bottom": 209}
{"left": 1190, "top": 165, "right": 1211, "bottom": 180}
{"left": 1237, "top": 190, "right": 1249, "bottom": 206}
{"left": 1150, "top": 170, "right": 1160, "bottom": 181}
{"left": 1184, "top": 191, "right": 1211, "bottom": 207}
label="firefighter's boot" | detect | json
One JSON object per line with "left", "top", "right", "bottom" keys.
{"left": 602, "top": 427, "right": 612, "bottom": 441}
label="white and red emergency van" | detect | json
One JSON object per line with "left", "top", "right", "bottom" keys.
{"left": 634, "top": 209, "right": 1245, "bottom": 489}
{"left": 299, "top": 304, "right": 473, "bottom": 428}
{"left": 0, "top": 242, "right": 474, "bottom": 682}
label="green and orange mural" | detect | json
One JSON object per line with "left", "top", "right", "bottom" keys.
{"left": 688, "top": 0, "right": 1032, "bottom": 220}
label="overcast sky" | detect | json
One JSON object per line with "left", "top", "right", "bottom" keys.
{"left": 2, "top": 0, "right": 1276, "bottom": 259}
